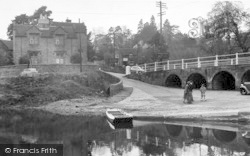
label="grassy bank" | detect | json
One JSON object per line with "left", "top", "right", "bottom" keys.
{"left": 0, "top": 72, "right": 108, "bottom": 107}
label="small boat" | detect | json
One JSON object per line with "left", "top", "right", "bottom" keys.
{"left": 106, "top": 108, "right": 133, "bottom": 125}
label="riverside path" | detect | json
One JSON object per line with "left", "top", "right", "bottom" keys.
{"left": 110, "top": 72, "right": 250, "bottom": 120}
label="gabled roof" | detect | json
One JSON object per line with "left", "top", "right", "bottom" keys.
{"left": 0, "top": 40, "right": 13, "bottom": 50}
{"left": 14, "top": 21, "right": 86, "bottom": 38}
{"left": 51, "top": 22, "right": 86, "bottom": 33}
{"left": 26, "top": 25, "right": 41, "bottom": 34}
{"left": 53, "top": 26, "right": 67, "bottom": 35}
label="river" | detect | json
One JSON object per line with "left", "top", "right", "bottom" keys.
{"left": 0, "top": 109, "right": 249, "bottom": 156}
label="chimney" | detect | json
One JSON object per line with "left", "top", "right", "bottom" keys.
{"left": 66, "top": 18, "right": 71, "bottom": 23}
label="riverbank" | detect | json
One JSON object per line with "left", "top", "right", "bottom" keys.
{"left": 2, "top": 72, "right": 249, "bottom": 123}
{"left": 0, "top": 72, "right": 108, "bottom": 107}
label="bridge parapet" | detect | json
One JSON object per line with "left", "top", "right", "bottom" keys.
{"left": 140, "top": 52, "right": 250, "bottom": 72}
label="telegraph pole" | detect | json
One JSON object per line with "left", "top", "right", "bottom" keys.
{"left": 79, "top": 18, "right": 82, "bottom": 72}
{"left": 156, "top": 1, "right": 166, "bottom": 34}
{"left": 113, "top": 32, "right": 116, "bottom": 67}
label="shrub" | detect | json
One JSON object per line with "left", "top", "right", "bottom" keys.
{"left": 19, "top": 55, "right": 30, "bottom": 64}
{"left": 70, "top": 53, "right": 81, "bottom": 64}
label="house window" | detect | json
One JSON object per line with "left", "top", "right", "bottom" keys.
{"left": 56, "top": 58, "right": 64, "bottom": 64}
{"left": 28, "top": 50, "right": 41, "bottom": 65}
{"left": 54, "top": 51, "right": 66, "bottom": 64}
{"left": 55, "top": 35, "right": 64, "bottom": 46}
{"left": 29, "top": 34, "right": 39, "bottom": 45}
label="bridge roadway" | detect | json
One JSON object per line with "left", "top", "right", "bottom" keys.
{"left": 110, "top": 72, "right": 250, "bottom": 120}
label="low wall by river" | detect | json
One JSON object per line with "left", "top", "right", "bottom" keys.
{"left": 98, "top": 70, "right": 123, "bottom": 96}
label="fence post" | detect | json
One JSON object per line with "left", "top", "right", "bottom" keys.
{"left": 163, "top": 65, "right": 166, "bottom": 70}
{"left": 181, "top": 59, "right": 184, "bottom": 69}
{"left": 167, "top": 60, "right": 170, "bottom": 70}
{"left": 137, "top": 131, "right": 139, "bottom": 141}
{"left": 185, "top": 63, "right": 188, "bottom": 69}
{"left": 231, "top": 59, "right": 233, "bottom": 65}
{"left": 236, "top": 53, "right": 239, "bottom": 65}
{"left": 214, "top": 55, "right": 218, "bottom": 66}
{"left": 154, "top": 62, "right": 157, "bottom": 71}
{"left": 197, "top": 57, "right": 201, "bottom": 68}
{"left": 144, "top": 63, "right": 147, "bottom": 72}
{"left": 155, "top": 137, "right": 159, "bottom": 146}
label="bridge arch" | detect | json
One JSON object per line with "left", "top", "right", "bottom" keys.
{"left": 165, "top": 74, "right": 182, "bottom": 88}
{"left": 186, "top": 73, "right": 207, "bottom": 89}
{"left": 241, "top": 70, "right": 250, "bottom": 83}
{"left": 243, "top": 136, "right": 250, "bottom": 146}
{"left": 212, "top": 71, "right": 235, "bottom": 90}
{"left": 212, "top": 129, "right": 237, "bottom": 143}
{"left": 165, "top": 124, "right": 183, "bottom": 138}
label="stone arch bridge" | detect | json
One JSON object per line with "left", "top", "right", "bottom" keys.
{"left": 138, "top": 52, "right": 250, "bottom": 90}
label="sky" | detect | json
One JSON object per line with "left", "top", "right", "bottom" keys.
{"left": 0, "top": 0, "right": 250, "bottom": 40}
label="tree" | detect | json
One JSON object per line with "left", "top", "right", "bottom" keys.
{"left": 150, "top": 15, "right": 157, "bottom": 30}
{"left": 140, "top": 22, "right": 158, "bottom": 43}
{"left": 7, "top": 14, "right": 29, "bottom": 40}
{"left": 162, "top": 19, "right": 179, "bottom": 45}
{"left": 93, "top": 34, "right": 112, "bottom": 62}
{"left": 30, "top": 6, "right": 52, "bottom": 24}
{"left": 148, "top": 32, "right": 169, "bottom": 61}
{"left": 87, "top": 32, "right": 95, "bottom": 62}
{"left": 7, "top": 6, "right": 52, "bottom": 40}
{"left": 206, "top": 1, "right": 250, "bottom": 53}
{"left": 137, "top": 19, "right": 144, "bottom": 34}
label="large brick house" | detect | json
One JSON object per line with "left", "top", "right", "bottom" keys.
{"left": 13, "top": 15, "right": 87, "bottom": 65}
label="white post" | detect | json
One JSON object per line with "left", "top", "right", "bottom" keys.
{"left": 185, "top": 63, "right": 188, "bottom": 69}
{"left": 145, "top": 135, "right": 148, "bottom": 143}
{"left": 214, "top": 55, "right": 218, "bottom": 66}
{"left": 231, "top": 59, "right": 233, "bottom": 65}
{"left": 168, "top": 139, "right": 171, "bottom": 149}
{"left": 236, "top": 53, "right": 239, "bottom": 65}
{"left": 197, "top": 57, "right": 201, "bottom": 68}
{"left": 125, "top": 66, "right": 131, "bottom": 75}
{"left": 181, "top": 59, "right": 184, "bottom": 69}
{"left": 155, "top": 137, "right": 159, "bottom": 146}
{"left": 126, "top": 129, "right": 131, "bottom": 139}
{"left": 167, "top": 60, "right": 170, "bottom": 70}
{"left": 163, "top": 65, "right": 166, "bottom": 70}
{"left": 174, "top": 64, "right": 176, "bottom": 69}
{"left": 154, "top": 62, "right": 157, "bottom": 71}
{"left": 137, "top": 131, "right": 139, "bottom": 141}
{"left": 144, "top": 63, "right": 147, "bottom": 72}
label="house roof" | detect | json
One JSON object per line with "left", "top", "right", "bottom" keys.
{"left": 14, "top": 21, "right": 86, "bottom": 38}
{"left": 0, "top": 40, "right": 13, "bottom": 50}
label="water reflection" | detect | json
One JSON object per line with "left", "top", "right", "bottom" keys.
{"left": 0, "top": 109, "right": 249, "bottom": 156}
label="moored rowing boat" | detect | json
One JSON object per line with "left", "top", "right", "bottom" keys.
{"left": 106, "top": 108, "right": 133, "bottom": 124}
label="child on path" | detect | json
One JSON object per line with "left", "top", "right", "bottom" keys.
{"left": 200, "top": 84, "right": 206, "bottom": 101}
{"left": 183, "top": 83, "right": 189, "bottom": 103}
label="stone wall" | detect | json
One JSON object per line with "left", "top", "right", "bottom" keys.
{"left": 98, "top": 70, "right": 123, "bottom": 96}
{"left": 0, "top": 64, "right": 98, "bottom": 78}
{"left": 127, "top": 64, "right": 250, "bottom": 90}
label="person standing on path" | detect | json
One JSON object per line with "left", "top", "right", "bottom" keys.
{"left": 183, "top": 82, "right": 189, "bottom": 103}
{"left": 189, "top": 81, "right": 194, "bottom": 102}
{"left": 200, "top": 84, "right": 206, "bottom": 101}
